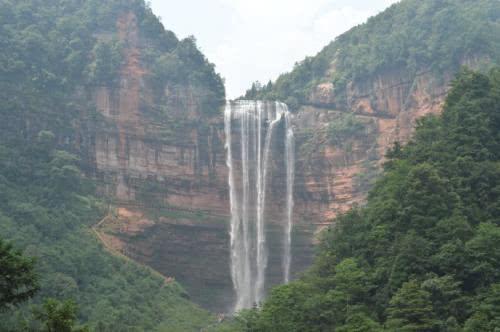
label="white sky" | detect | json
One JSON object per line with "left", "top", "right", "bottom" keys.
{"left": 149, "top": 0, "right": 400, "bottom": 98}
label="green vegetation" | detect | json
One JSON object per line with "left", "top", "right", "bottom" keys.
{"left": 219, "top": 68, "right": 500, "bottom": 330}
{"left": 0, "top": 238, "right": 39, "bottom": 309}
{"left": 0, "top": 0, "right": 220, "bottom": 330}
{"left": 88, "top": 39, "right": 124, "bottom": 85}
{"left": 0, "top": 131, "right": 212, "bottom": 331}
{"left": 326, "top": 113, "right": 367, "bottom": 146}
{"left": 0, "top": 242, "right": 89, "bottom": 331}
{"left": 31, "top": 299, "right": 89, "bottom": 332}
{"left": 247, "top": 0, "right": 500, "bottom": 107}
{"left": 1, "top": 241, "right": 121, "bottom": 332}
{"left": 0, "top": 0, "right": 224, "bottom": 118}
{"left": 149, "top": 36, "right": 225, "bottom": 116}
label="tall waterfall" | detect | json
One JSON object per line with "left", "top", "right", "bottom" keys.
{"left": 225, "top": 100, "right": 295, "bottom": 311}
{"left": 283, "top": 109, "right": 295, "bottom": 283}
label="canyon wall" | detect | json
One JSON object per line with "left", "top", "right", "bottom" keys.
{"left": 88, "top": 12, "right": 317, "bottom": 311}
{"left": 87, "top": 12, "right": 232, "bottom": 310}
{"left": 293, "top": 56, "right": 488, "bottom": 224}
{"left": 87, "top": 12, "right": 488, "bottom": 313}
{"left": 293, "top": 68, "right": 447, "bottom": 223}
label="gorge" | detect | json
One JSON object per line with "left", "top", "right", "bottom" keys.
{"left": 1, "top": 0, "right": 500, "bottom": 330}
{"left": 87, "top": 0, "right": 499, "bottom": 313}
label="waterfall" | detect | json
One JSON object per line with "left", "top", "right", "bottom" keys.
{"left": 283, "top": 108, "right": 295, "bottom": 283}
{"left": 225, "top": 100, "right": 295, "bottom": 312}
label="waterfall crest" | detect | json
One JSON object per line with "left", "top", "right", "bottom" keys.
{"left": 225, "top": 100, "right": 295, "bottom": 311}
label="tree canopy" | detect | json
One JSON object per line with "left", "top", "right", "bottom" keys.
{"left": 0, "top": 238, "right": 38, "bottom": 310}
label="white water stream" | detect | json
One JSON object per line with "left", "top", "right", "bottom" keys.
{"left": 225, "top": 100, "right": 295, "bottom": 311}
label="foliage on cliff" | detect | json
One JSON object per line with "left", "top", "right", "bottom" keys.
{"left": 0, "top": 133, "right": 212, "bottom": 331}
{"left": 246, "top": 0, "right": 500, "bottom": 107}
{"left": 0, "top": 0, "right": 224, "bottom": 120}
{"left": 220, "top": 68, "right": 500, "bottom": 331}
{"left": 0, "top": 0, "right": 218, "bottom": 330}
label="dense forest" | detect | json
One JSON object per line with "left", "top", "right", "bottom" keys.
{"left": 0, "top": 0, "right": 223, "bottom": 330}
{"left": 218, "top": 69, "right": 500, "bottom": 331}
{"left": 246, "top": 0, "right": 500, "bottom": 109}
{"left": 2, "top": 0, "right": 500, "bottom": 331}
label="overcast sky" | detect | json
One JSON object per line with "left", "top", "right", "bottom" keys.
{"left": 149, "top": 0, "right": 400, "bottom": 98}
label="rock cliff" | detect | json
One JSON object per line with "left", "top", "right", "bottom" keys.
{"left": 90, "top": 1, "right": 499, "bottom": 313}
{"left": 89, "top": 11, "right": 233, "bottom": 311}
{"left": 293, "top": 68, "right": 447, "bottom": 222}
{"left": 91, "top": 27, "right": 457, "bottom": 311}
{"left": 292, "top": 55, "right": 490, "bottom": 223}
{"left": 95, "top": 63, "right": 457, "bottom": 312}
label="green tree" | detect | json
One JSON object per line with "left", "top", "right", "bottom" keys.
{"left": 33, "top": 299, "right": 89, "bottom": 332}
{"left": 0, "top": 238, "right": 38, "bottom": 310}
{"left": 464, "top": 284, "right": 500, "bottom": 331}
{"left": 332, "top": 258, "right": 372, "bottom": 311}
{"left": 87, "top": 40, "right": 123, "bottom": 85}
{"left": 400, "top": 163, "right": 457, "bottom": 233}
{"left": 386, "top": 280, "right": 439, "bottom": 331}
{"left": 421, "top": 275, "right": 465, "bottom": 324}
{"left": 336, "top": 312, "right": 383, "bottom": 332}
{"left": 466, "top": 223, "right": 500, "bottom": 287}
{"left": 463, "top": 312, "right": 490, "bottom": 332}
{"left": 257, "top": 281, "right": 318, "bottom": 332}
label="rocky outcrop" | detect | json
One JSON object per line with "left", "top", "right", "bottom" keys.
{"left": 294, "top": 68, "right": 448, "bottom": 222}
{"left": 92, "top": 13, "right": 227, "bottom": 212}
{"left": 293, "top": 56, "right": 488, "bottom": 223}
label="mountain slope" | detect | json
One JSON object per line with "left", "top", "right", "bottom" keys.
{"left": 220, "top": 67, "right": 500, "bottom": 332}
{"left": 249, "top": 0, "right": 500, "bottom": 106}
{"left": 0, "top": 0, "right": 222, "bottom": 329}
{"left": 245, "top": 0, "right": 500, "bottom": 226}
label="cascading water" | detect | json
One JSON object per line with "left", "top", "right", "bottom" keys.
{"left": 225, "top": 100, "right": 295, "bottom": 312}
{"left": 283, "top": 109, "right": 295, "bottom": 283}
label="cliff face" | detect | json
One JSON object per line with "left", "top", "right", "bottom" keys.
{"left": 93, "top": 12, "right": 227, "bottom": 210}
{"left": 293, "top": 56, "right": 489, "bottom": 223}
{"left": 293, "top": 68, "right": 447, "bottom": 222}
{"left": 91, "top": 17, "right": 318, "bottom": 308}
{"left": 89, "top": 11, "right": 234, "bottom": 311}
{"left": 89, "top": 13, "right": 477, "bottom": 313}
{"left": 92, "top": 23, "right": 456, "bottom": 311}
{"left": 89, "top": 4, "right": 496, "bottom": 314}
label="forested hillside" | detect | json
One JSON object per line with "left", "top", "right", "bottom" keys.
{"left": 240, "top": 0, "right": 500, "bottom": 273}
{"left": 247, "top": 0, "right": 500, "bottom": 108}
{"left": 218, "top": 69, "right": 500, "bottom": 331}
{"left": 0, "top": 0, "right": 222, "bottom": 330}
